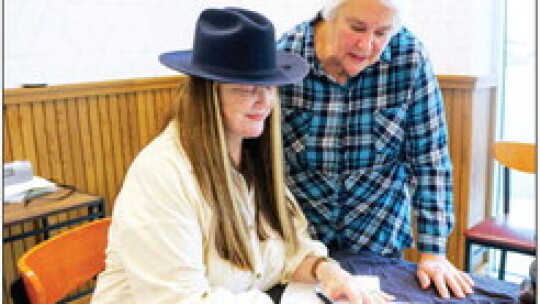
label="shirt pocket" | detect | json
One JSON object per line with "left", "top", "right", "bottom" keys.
{"left": 372, "top": 105, "right": 407, "bottom": 165}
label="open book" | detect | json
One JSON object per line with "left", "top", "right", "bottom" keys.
{"left": 280, "top": 275, "right": 380, "bottom": 304}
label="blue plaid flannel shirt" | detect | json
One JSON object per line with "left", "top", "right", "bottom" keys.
{"left": 277, "top": 14, "right": 454, "bottom": 256}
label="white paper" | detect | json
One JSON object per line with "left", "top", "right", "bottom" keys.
{"left": 280, "top": 275, "right": 380, "bottom": 304}
{"left": 3, "top": 176, "right": 57, "bottom": 203}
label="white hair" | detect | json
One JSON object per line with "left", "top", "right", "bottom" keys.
{"left": 321, "top": 0, "right": 405, "bottom": 31}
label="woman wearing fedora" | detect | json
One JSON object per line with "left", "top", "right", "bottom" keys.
{"left": 91, "top": 7, "right": 393, "bottom": 304}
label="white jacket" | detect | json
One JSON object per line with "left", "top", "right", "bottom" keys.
{"left": 91, "top": 122, "right": 327, "bottom": 304}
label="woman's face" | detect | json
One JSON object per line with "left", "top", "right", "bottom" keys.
{"left": 218, "top": 83, "right": 277, "bottom": 143}
{"left": 325, "top": 0, "right": 396, "bottom": 76}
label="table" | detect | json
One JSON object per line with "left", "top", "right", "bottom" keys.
{"left": 331, "top": 251, "right": 520, "bottom": 303}
{"left": 3, "top": 187, "right": 105, "bottom": 242}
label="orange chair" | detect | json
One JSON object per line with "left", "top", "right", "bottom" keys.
{"left": 464, "top": 142, "right": 536, "bottom": 279}
{"left": 17, "top": 218, "right": 111, "bottom": 304}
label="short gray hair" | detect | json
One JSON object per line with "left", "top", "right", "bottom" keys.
{"left": 321, "top": 0, "right": 404, "bottom": 30}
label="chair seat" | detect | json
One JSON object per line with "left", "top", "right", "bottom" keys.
{"left": 465, "top": 216, "right": 536, "bottom": 254}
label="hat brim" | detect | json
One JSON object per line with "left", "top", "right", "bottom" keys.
{"left": 159, "top": 50, "right": 309, "bottom": 86}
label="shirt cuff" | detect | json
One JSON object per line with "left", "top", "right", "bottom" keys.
{"left": 417, "top": 234, "right": 447, "bottom": 255}
{"left": 279, "top": 240, "right": 327, "bottom": 284}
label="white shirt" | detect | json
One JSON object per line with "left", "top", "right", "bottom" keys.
{"left": 91, "top": 122, "right": 327, "bottom": 304}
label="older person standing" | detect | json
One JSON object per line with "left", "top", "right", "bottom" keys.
{"left": 277, "top": 0, "right": 475, "bottom": 299}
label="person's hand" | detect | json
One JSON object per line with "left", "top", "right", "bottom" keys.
{"left": 317, "top": 260, "right": 394, "bottom": 304}
{"left": 417, "top": 253, "right": 474, "bottom": 298}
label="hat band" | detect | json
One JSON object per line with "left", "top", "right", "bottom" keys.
{"left": 192, "top": 61, "right": 280, "bottom": 79}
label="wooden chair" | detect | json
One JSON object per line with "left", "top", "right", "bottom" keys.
{"left": 464, "top": 142, "right": 536, "bottom": 280}
{"left": 17, "top": 218, "right": 111, "bottom": 304}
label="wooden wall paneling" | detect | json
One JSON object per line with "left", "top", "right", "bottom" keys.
{"left": 97, "top": 95, "right": 117, "bottom": 215}
{"left": 3, "top": 107, "right": 13, "bottom": 162}
{"left": 56, "top": 99, "right": 80, "bottom": 222}
{"left": 67, "top": 98, "right": 90, "bottom": 220}
{"left": 108, "top": 94, "right": 125, "bottom": 206}
{"left": 457, "top": 89, "right": 474, "bottom": 269}
{"left": 136, "top": 91, "right": 150, "bottom": 148}
{"left": 77, "top": 97, "right": 97, "bottom": 194}
{"left": 6, "top": 105, "right": 24, "bottom": 160}
{"left": 145, "top": 90, "right": 158, "bottom": 139}
{"left": 88, "top": 96, "right": 107, "bottom": 201}
{"left": 117, "top": 93, "right": 133, "bottom": 175}
{"left": 44, "top": 101, "right": 66, "bottom": 227}
{"left": 155, "top": 89, "right": 169, "bottom": 131}
{"left": 127, "top": 93, "right": 141, "bottom": 160}
{"left": 56, "top": 99, "right": 74, "bottom": 184}
{"left": 446, "top": 88, "right": 464, "bottom": 268}
{"left": 19, "top": 103, "right": 38, "bottom": 169}
{"left": 44, "top": 101, "right": 63, "bottom": 182}
{"left": 32, "top": 103, "right": 51, "bottom": 179}
{"left": 67, "top": 98, "right": 87, "bottom": 196}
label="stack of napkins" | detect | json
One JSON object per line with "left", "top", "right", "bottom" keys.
{"left": 280, "top": 275, "right": 380, "bottom": 304}
{"left": 4, "top": 176, "right": 57, "bottom": 203}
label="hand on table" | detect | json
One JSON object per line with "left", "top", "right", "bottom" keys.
{"left": 417, "top": 253, "right": 474, "bottom": 299}
{"left": 318, "top": 260, "right": 395, "bottom": 304}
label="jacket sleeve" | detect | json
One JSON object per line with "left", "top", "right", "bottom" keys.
{"left": 279, "top": 187, "right": 328, "bottom": 283}
{"left": 108, "top": 146, "right": 273, "bottom": 304}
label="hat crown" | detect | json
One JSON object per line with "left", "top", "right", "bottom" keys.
{"left": 158, "top": 7, "right": 309, "bottom": 86}
{"left": 192, "top": 8, "right": 276, "bottom": 74}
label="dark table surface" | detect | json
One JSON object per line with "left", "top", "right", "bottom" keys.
{"left": 331, "top": 251, "right": 520, "bottom": 304}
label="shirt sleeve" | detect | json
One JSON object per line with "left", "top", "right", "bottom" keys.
{"left": 279, "top": 188, "right": 328, "bottom": 283}
{"left": 108, "top": 147, "right": 273, "bottom": 304}
{"left": 405, "top": 53, "right": 455, "bottom": 255}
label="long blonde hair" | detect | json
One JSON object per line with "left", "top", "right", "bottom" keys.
{"left": 175, "top": 76, "right": 300, "bottom": 270}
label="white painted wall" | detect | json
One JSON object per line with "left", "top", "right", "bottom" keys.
{"left": 5, "top": 0, "right": 503, "bottom": 88}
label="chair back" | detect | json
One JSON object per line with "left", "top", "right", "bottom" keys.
{"left": 493, "top": 142, "right": 536, "bottom": 174}
{"left": 17, "top": 218, "right": 111, "bottom": 304}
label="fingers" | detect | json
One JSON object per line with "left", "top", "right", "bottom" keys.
{"left": 455, "top": 271, "right": 474, "bottom": 294}
{"left": 460, "top": 271, "right": 475, "bottom": 287}
{"left": 355, "top": 291, "right": 392, "bottom": 304}
{"left": 418, "top": 256, "right": 476, "bottom": 299}
{"left": 380, "top": 291, "right": 395, "bottom": 301}
{"left": 371, "top": 291, "right": 394, "bottom": 304}
{"left": 444, "top": 273, "right": 465, "bottom": 298}
{"left": 432, "top": 273, "right": 450, "bottom": 298}
{"left": 416, "top": 269, "right": 431, "bottom": 289}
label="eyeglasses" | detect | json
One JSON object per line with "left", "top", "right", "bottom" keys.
{"left": 226, "top": 86, "right": 277, "bottom": 98}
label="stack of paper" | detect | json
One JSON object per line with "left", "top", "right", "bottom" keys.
{"left": 4, "top": 176, "right": 57, "bottom": 203}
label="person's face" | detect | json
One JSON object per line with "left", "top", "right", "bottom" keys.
{"left": 218, "top": 83, "right": 277, "bottom": 142}
{"left": 326, "top": 0, "right": 396, "bottom": 76}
